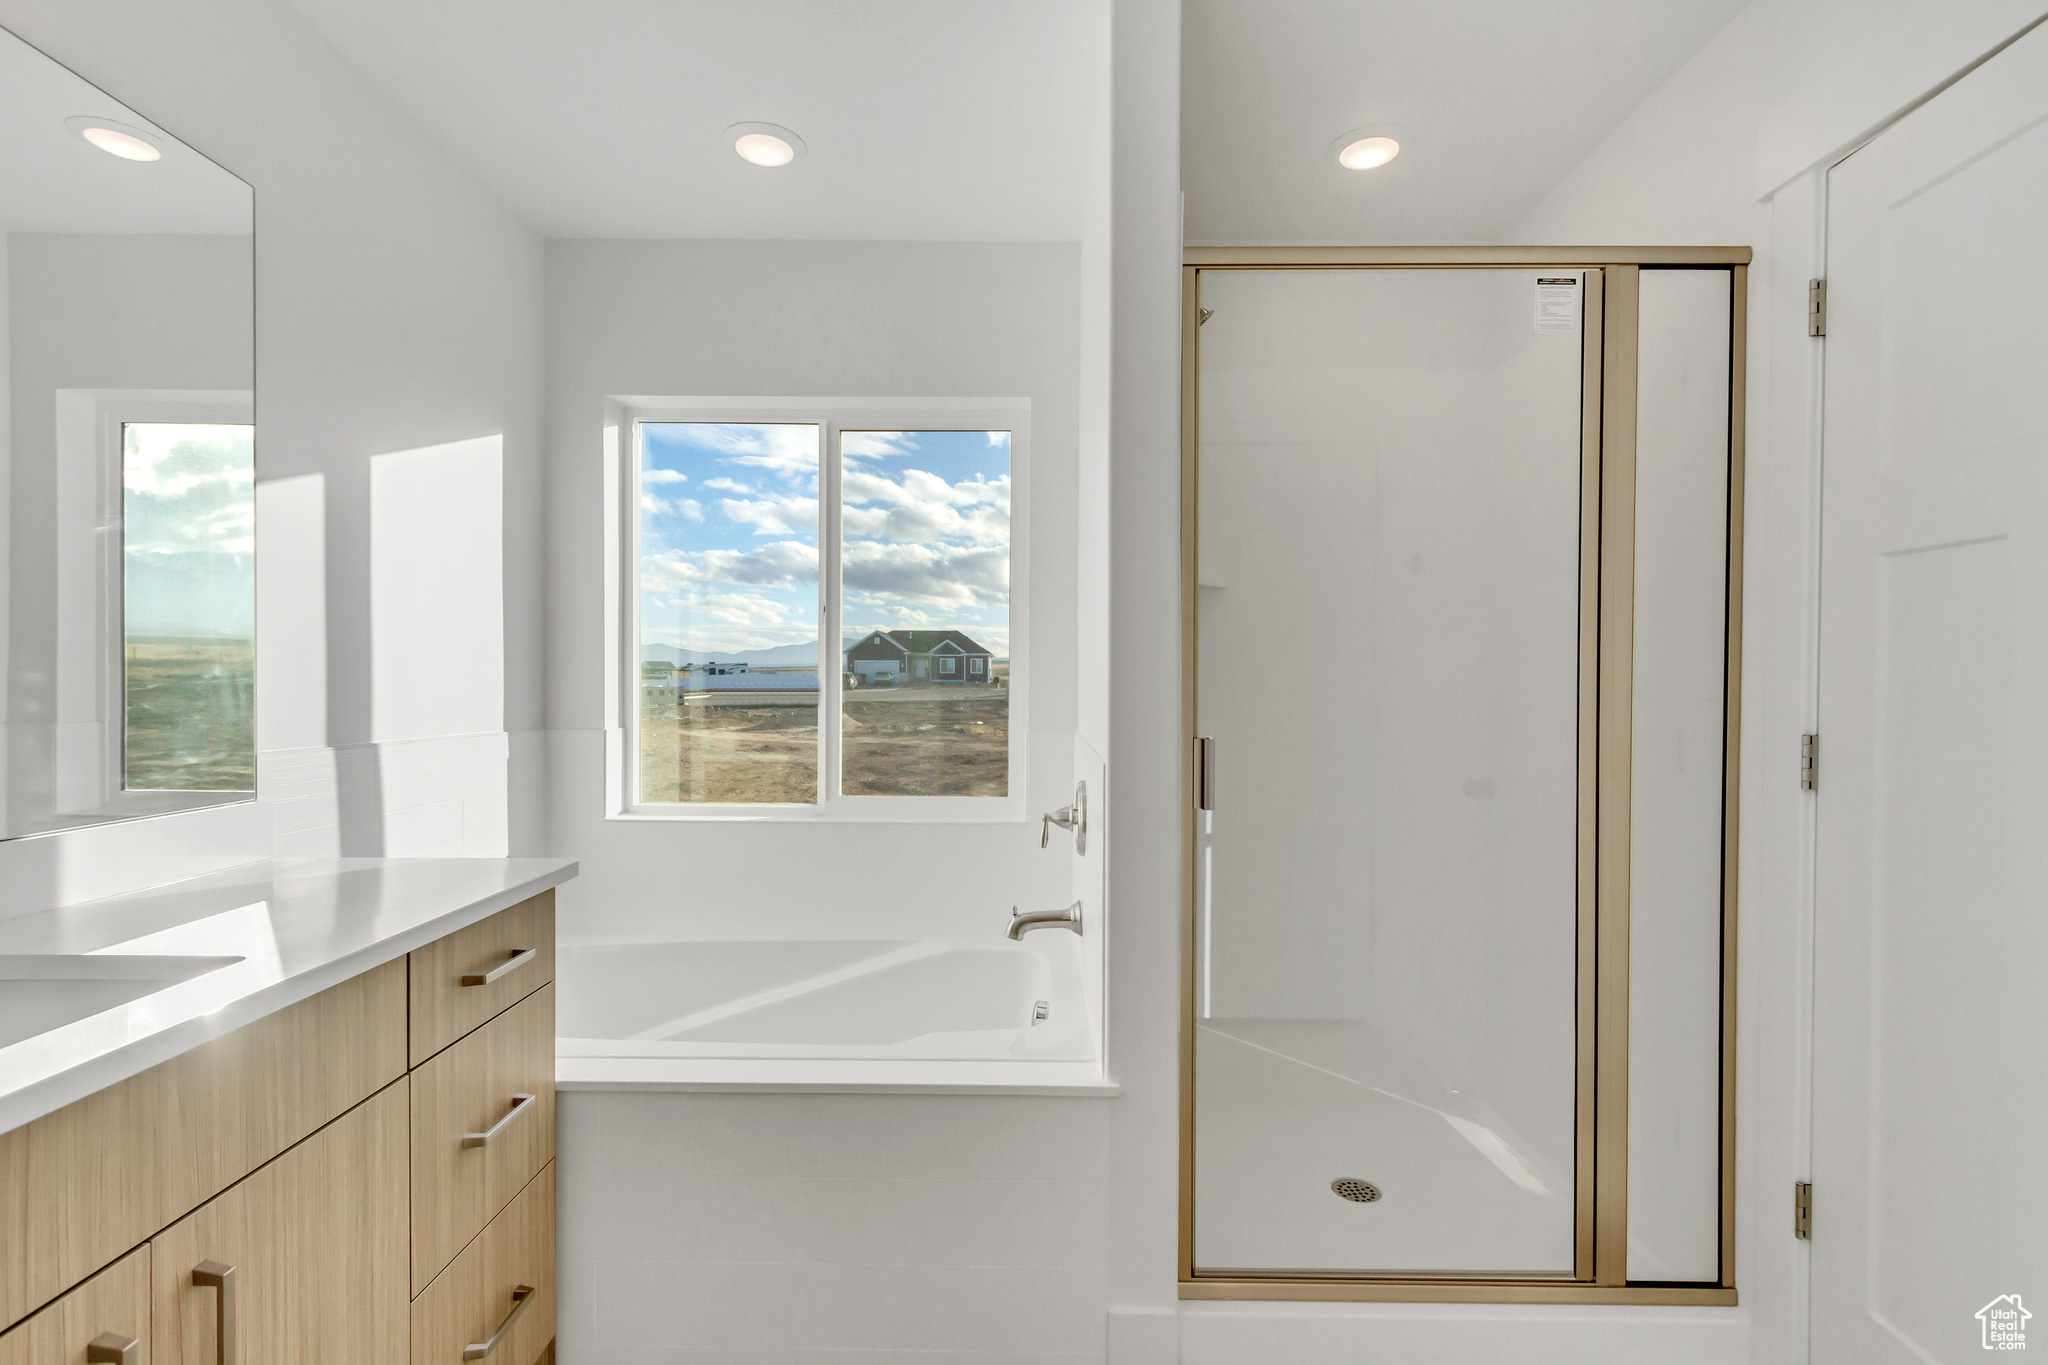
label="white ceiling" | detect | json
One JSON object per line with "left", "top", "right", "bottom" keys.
{"left": 1182, "top": 0, "right": 1748, "bottom": 244}
{"left": 0, "top": 26, "right": 250, "bottom": 234}
{"left": 282, "top": 0, "right": 1105, "bottom": 241}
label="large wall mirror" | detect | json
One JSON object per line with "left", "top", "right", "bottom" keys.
{"left": 1, "top": 26, "right": 255, "bottom": 840}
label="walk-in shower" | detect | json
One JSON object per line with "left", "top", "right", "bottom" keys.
{"left": 1182, "top": 249, "right": 1746, "bottom": 1303}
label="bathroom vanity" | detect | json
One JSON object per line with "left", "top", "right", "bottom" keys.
{"left": 0, "top": 857, "right": 574, "bottom": 1365}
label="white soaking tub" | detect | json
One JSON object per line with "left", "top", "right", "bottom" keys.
{"left": 554, "top": 935, "right": 1113, "bottom": 1094}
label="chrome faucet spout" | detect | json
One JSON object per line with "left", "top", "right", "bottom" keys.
{"left": 1008, "top": 901, "right": 1084, "bottom": 940}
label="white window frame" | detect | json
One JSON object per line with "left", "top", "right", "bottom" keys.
{"left": 610, "top": 396, "right": 1029, "bottom": 823}
{"left": 54, "top": 389, "right": 256, "bottom": 817}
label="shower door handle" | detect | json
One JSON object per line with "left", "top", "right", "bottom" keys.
{"left": 1197, "top": 737, "right": 1215, "bottom": 810}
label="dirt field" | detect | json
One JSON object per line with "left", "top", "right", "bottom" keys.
{"left": 124, "top": 637, "right": 256, "bottom": 791}
{"left": 842, "top": 685, "right": 1008, "bottom": 796}
{"left": 637, "top": 681, "right": 1009, "bottom": 803}
{"left": 639, "top": 698, "right": 819, "bottom": 804}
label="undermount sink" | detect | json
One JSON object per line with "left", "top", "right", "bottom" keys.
{"left": 0, "top": 954, "right": 246, "bottom": 1051}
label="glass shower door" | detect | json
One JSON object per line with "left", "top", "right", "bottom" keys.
{"left": 1192, "top": 267, "right": 1588, "bottom": 1277}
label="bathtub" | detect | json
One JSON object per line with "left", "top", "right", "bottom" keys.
{"left": 554, "top": 934, "right": 1112, "bottom": 1094}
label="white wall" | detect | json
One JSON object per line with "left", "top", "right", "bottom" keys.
{"left": 1103, "top": 1, "right": 1185, "bottom": 1360}
{"left": 543, "top": 238, "right": 1082, "bottom": 949}
{"left": 543, "top": 238, "right": 1103, "bottom": 1362}
{"left": 558, "top": 1092, "right": 1111, "bottom": 1363}
{"left": 0, "top": 0, "right": 545, "bottom": 916}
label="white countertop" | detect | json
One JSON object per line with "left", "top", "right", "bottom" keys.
{"left": 0, "top": 856, "right": 577, "bottom": 1135}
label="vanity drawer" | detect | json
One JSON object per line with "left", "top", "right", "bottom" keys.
{"left": 409, "top": 892, "right": 554, "bottom": 1066}
{"left": 151, "top": 1081, "right": 409, "bottom": 1365}
{"left": 0, "top": 961, "right": 407, "bottom": 1333}
{"left": 409, "top": 984, "right": 554, "bottom": 1296}
{"left": 411, "top": 1163, "right": 554, "bottom": 1365}
{"left": 0, "top": 1245, "right": 149, "bottom": 1365}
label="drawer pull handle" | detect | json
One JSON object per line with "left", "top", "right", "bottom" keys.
{"left": 461, "top": 948, "right": 537, "bottom": 987}
{"left": 193, "top": 1260, "right": 237, "bottom": 1365}
{"left": 463, "top": 1285, "right": 534, "bottom": 1361}
{"left": 463, "top": 1093, "right": 537, "bottom": 1148}
{"left": 87, "top": 1332, "right": 139, "bottom": 1364}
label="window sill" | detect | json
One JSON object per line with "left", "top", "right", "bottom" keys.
{"left": 609, "top": 799, "right": 1026, "bottom": 825}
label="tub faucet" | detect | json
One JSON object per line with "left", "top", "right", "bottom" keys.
{"left": 1008, "top": 900, "right": 1084, "bottom": 940}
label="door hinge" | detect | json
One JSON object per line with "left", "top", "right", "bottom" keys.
{"left": 1199, "top": 308, "right": 1214, "bottom": 325}
{"left": 1794, "top": 1181, "right": 1813, "bottom": 1239}
{"left": 1807, "top": 279, "right": 1827, "bottom": 337}
{"left": 1196, "top": 736, "right": 1216, "bottom": 811}
{"left": 1800, "top": 733, "right": 1819, "bottom": 791}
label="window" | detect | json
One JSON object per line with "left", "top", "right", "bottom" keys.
{"left": 119, "top": 421, "right": 256, "bottom": 793}
{"left": 622, "top": 402, "right": 1025, "bottom": 816}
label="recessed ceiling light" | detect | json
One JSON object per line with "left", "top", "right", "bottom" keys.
{"left": 1329, "top": 125, "right": 1409, "bottom": 173}
{"left": 65, "top": 115, "right": 163, "bottom": 162}
{"left": 726, "top": 122, "right": 807, "bottom": 168}
{"left": 1338, "top": 136, "right": 1400, "bottom": 170}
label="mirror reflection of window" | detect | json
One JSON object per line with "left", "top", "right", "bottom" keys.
{"left": 120, "top": 422, "right": 255, "bottom": 792}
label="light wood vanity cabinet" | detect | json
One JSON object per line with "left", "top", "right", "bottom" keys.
{"left": 412, "top": 1165, "right": 556, "bottom": 1365}
{"left": 411, "top": 985, "right": 556, "bottom": 1296}
{"left": 0, "top": 961, "right": 408, "bottom": 1331}
{"left": 409, "top": 893, "right": 555, "bottom": 1067}
{"left": 0, "top": 890, "right": 557, "bottom": 1365}
{"left": 152, "top": 1084, "right": 410, "bottom": 1365}
{"left": 0, "top": 1248, "right": 150, "bottom": 1365}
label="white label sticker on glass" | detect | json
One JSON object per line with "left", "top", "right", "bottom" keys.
{"left": 1535, "top": 274, "right": 1580, "bottom": 333}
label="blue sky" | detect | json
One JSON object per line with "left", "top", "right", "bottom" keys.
{"left": 639, "top": 423, "right": 1010, "bottom": 657}
{"left": 123, "top": 423, "right": 255, "bottom": 638}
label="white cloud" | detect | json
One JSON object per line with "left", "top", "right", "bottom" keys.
{"left": 123, "top": 424, "right": 253, "bottom": 499}
{"left": 642, "top": 468, "right": 689, "bottom": 484}
{"left": 703, "top": 476, "right": 752, "bottom": 493}
{"left": 644, "top": 540, "right": 818, "bottom": 590}
{"left": 986, "top": 431, "right": 1008, "bottom": 446}
{"left": 684, "top": 423, "right": 820, "bottom": 477}
{"left": 721, "top": 494, "right": 818, "bottom": 537}
{"left": 842, "top": 469, "right": 1008, "bottom": 546}
{"left": 644, "top": 493, "right": 706, "bottom": 521}
{"left": 840, "top": 431, "right": 917, "bottom": 462}
{"left": 842, "top": 540, "right": 1007, "bottom": 609}
{"left": 647, "top": 589, "right": 802, "bottom": 633}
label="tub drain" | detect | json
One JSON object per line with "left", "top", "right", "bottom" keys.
{"left": 1331, "top": 1178, "right": 1382, "bottom": 1204}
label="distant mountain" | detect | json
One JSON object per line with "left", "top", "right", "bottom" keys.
{"left": 643, "top": 637, "right": 863, "bottom": 668}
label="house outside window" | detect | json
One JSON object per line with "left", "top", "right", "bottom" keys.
{"left": 618, "top": 400, "right": 1026, "bottom": 819}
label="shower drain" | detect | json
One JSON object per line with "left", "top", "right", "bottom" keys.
{"left": 1331, "top": 1178, "right": 1383, "bottom": 1204}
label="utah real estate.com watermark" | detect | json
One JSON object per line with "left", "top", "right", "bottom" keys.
{"left": 1979, "top": 1295, "right": 2031, "bottom": 1351}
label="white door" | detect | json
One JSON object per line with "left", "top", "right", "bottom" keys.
{"left": 1814, "top": 22, "right": 2048, "bottom": 1362}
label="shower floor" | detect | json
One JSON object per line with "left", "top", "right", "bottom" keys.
{"left": 1192, "top": 1018, "right": 1575, "bottom": 1276}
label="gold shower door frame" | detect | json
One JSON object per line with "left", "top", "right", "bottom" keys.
{"left": 1179, "top": 246, "right": 1749, "bottom": 1305}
